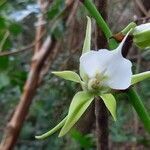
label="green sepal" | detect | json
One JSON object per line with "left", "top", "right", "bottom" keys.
{"left": 59, "top": 91, "right": 94, "bottom": 137}
{"left": 100, "top": 93, "right": 117, "bottom": 121}
{"left": 35, "top": 117, "right": 67, "bottom": 139}
{"left": 80, "top": 16, "right": 92, "bottom": 82}
{"left": 131, "top": 71, "right": 150, "bottom": 85}
{"left": 52, "top": 71, "right": 82, "bottom": 83}
{"left": 133, "top": 29, "right": 150, "bottom": 49}
{"left": 82, "top": 16, "right": 92, "bottom": 54}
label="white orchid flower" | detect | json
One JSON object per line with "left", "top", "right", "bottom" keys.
{"left": 80, "top": 32, "right": 132, "bottom": 91}
{"left": 35, "top": 17, "right": 150, "bottom": 139}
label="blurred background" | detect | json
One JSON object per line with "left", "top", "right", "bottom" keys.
{"left": 0, "top": 0, "right": 149, "bottom": 149}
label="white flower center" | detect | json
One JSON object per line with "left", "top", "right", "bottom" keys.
{"left": 88, "top": 78, "right": 100, "bottom": 90}
{"left": 87, "top": 72, "right": 106, "bottom": 91}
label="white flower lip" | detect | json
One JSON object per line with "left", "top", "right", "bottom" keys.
{"left": 80, "top": 33, "right": 133, "bottom": 90}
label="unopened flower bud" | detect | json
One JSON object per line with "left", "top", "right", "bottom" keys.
{"left": 133, "top": 23, "right": 150, "bottom": 49}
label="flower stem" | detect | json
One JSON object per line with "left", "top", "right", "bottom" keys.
{"left": 126, "top": 88, "right": 150, "bottom": 133}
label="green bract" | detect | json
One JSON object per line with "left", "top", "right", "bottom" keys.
{"left": 131, "top": 71, "right": 150, "bottom": 85}
{"left": 35, "top": 17, "right": 150, "bottom": 140}
{"left": 35, "top": 117, "right": 67, "bottom": 139}
{"left": 100, "top": 94, "right": 116, "bottom": 121}
{"left": 52, "top": 71, "right": 82, "bottom": 83}
{"left": 59, "top": 91, "right": 94, "bottom": 137}
{"left": 82, "top": 16, "right": 91, "bottom": 54}
{"left": 133, "top": 23, "right": 150, "bottom": 49}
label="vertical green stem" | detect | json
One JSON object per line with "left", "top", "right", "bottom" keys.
{"left": 127, "top": 88, "right": 150, "bottom": 133}
{"left": 80, "top": 0, "right": 118, "bottom": 49}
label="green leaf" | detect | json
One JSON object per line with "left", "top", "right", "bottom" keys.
{"left": 9, "top": 23, "right": 22, "bottom": 36}
{"left": 35, "top": 116, "right": 67, "bottom": 139}
{"left": 52, "top": 71, "right": 82, "bottom": 83}
{"left": 131, "top": 71, "right": 150, "bottom": 85}
{"left": 47, "top": 7, "right": 59, "bottom": 20}
{"left": 59, "top": 91, "right": 94, "bottom": 137}
{"left": 100, "top": 93, "right": 117, "bottom": 121}
{"left": 0, "top": 72, "right": 10, "bottom": 89}
{"left": 0, "top": 56, "right": 9, "bottom": 70}
{"left": 82, "top": 16, "right": 91, "bottom": 54}
{"left": 0, "top": 17, "right": 6, "bottom": 29}
{"left": 71, "top": 129, "right": 94, "bottom": 148}
{"left": 47, "top": 0, "right": 64, "bottom": 20}
{"left": 52, "top": 21, "right": 64, "bottom": 39}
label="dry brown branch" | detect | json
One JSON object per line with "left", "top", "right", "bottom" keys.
{"left": 39, "top": 40, "right": 62, "bottom": 79}
{"left": 34, "top": 16, "right": 46, "bottom": 53}
{"left": 34, "top": 0, "right": 49, "bottom": 53}
{"left": 0, "top": 36, "right": 56, "bottom": 150}
{"left": 66, "top": 0, "right": 79, "bottom": 26}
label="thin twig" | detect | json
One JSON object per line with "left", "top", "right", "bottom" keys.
{"left": 66, "top": 0, "right": 79, "bottom": 26}
{"left": 0, "top": 43, "right": 34, "bottom": 57}
{"left": 34, "top": 0, "right": 49, "bottom": 53}
{"left": 0, "top": 31, "right": 46, "bottom": 57}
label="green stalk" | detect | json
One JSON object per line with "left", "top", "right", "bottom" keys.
{"left": 127, "top": 88, "right": 150, "bottom": 133}
{"left": 80, "top": 0, "right": 150, "bottom": 133}
{"left": 121, "top": 22, "right": 137, "bottom": 35}
{"left": 80, "top": 0, "right": 118, "bottom": 49}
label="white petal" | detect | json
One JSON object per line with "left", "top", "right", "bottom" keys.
{"left": 80, "top": 31, "right": 132, "bottom": 90}
{"left": 80, "top": 50, "right": 113, "bottom": 78}
{"left": 102, "top": 30, "right": 133, "bottom": 90}
{"left": 104, "top": 54, "right": 132, "bottom": 90}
